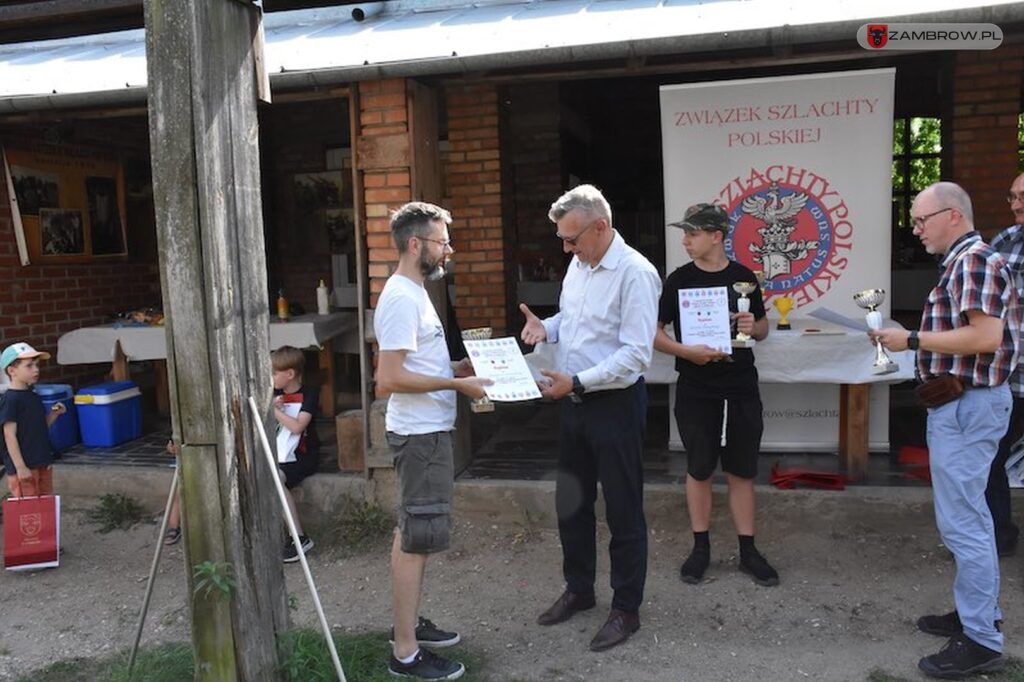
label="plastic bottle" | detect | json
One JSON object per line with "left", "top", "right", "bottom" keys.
{"left": 277, "top": 289, "right": 290, "bottom": 321}
{"left": 316, "top": 278, "right": 330, "bottom": 315}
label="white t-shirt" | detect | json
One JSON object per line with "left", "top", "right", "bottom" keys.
{"left": 374, "top": 274, "right": 456, "bottom": 435}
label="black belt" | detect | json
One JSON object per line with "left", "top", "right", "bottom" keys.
{"left": 568, "top": 377, "right": 644, "bottom": 404}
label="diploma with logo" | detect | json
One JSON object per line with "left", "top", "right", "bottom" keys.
{"left": 678, "top": 286, "right": 732, "bottom": 354}
{"left": 464, "top": 337, "right": 543, "bottom": 402}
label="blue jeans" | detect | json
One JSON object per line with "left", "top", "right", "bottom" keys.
{"left": 927, "top": 384, "right": 1011, "bottom": 651}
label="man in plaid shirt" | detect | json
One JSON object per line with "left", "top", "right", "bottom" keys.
{"left": 873, "top": 182, "right": 1019, "bottom": 679}
{"left": 986, "top": 172, "right": 1024, "bottom": 558}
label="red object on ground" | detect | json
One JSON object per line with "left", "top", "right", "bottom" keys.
{"left": 3, "top": 495, "right": 60, "bottom": 571}
{"left": 898, "top": 445, "right": 931, "bottom": 483}
{"left": 769, "top": 463, "right": 848, "bottom": 491}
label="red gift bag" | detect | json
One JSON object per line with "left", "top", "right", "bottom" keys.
{"left": 3, "top": 495, "right": 60, "bottom": 571}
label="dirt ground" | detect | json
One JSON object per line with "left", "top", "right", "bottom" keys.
{"left": 1, "top": 488, "right": 1023, "bottom": 681}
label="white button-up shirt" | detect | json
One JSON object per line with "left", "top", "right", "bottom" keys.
{"left": 542, "top": 232, "right": 661, "bottom": 392}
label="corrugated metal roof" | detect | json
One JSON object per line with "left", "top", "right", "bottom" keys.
{"left": 0, "top": 0, "right": 1022, "bottom": 104}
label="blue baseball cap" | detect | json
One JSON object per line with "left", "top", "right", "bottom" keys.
{"left": 1, "top": 342, "right": 50, "bottom": 371}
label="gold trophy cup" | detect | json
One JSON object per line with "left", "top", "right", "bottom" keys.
{"left": 460, "top": 327, "right": 495, "bottom": 412}
{"left": 853, "top": 288, "right": 899, "bottom": 375}
{"left": 772, "top": 296, "right": 794, "bottom": 330}
{"left": 732, "top": 282, "right": 757, "bottom": 348}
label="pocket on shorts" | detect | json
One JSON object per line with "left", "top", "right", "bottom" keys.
{"left": 402, "top": 500, "right": 451, "bottom": 553}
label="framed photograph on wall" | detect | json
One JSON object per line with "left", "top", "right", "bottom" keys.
{"left": 39, "top": 208, "right": 85, "bottom": 255}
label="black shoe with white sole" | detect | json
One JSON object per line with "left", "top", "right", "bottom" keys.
{"left": 390, "top": 617, "right": 461, "bottom": 648}
{"left": 388, "top": 649, "right": 465, "bottom": 680}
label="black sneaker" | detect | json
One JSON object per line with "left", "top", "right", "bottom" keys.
{"left": 388, "top": 648, "right": 465, "bottom": 680}
{"left": 283, "top": 535, "right": 314, "bottom": 563}
{"left": 739, "top": 548, "right": 779, "bottom": 587}
{"left": 918, "top": 632, "right": 1003, "bottom": 679}
{"left": 917, "top": 611, "right": 1002, "bottom": 638}
{"left": 679, "top": 545, "right": 710, "bottom": 584}
{"left": 390, "top": 617, "right": 461, "bottom": 648}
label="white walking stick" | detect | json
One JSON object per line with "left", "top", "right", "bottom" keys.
{"left": 247, "top": 396, "right": 347, "bottom": 682}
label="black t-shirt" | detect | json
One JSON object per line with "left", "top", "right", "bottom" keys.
{"left": 0, "top": 388, "right": 54, "bottom": 475}
{"left": 658, "top": 261, "right": 766, "bottom": 398}
{"left": 274, "top": 385, "right": 320, "bottom": 465}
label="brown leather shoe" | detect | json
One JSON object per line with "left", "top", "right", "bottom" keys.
{"left": 589, "top": 609, "right": 640, "bottom": 652}
{"left": 536, "top": 590, "right": 596, "bottom": 626}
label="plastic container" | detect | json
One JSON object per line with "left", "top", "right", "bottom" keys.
{"left": 74, "top": 381, "right": 142, "bottom": 447}
{"left": 36, "top": 384, "right": 78, "bottom": 451}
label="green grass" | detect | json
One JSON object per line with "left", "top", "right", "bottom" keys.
{"left": 868, "top": 656, "right": 1024, "bottom": 682}
{"left": 85, "top": 493, "right": 150, "bottom": 533}
{"left": 17, "top": 630, "right": 491, "bottom": 682}
{"left": 312, "top": 495, "right": 394, "bottom": 556}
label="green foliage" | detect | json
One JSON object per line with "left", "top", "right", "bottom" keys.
{"left": 192, "top": 561, "right": 236, "bottom": 602}
{"left": 288, "top": 593, "right": 300, "bottom": 611}
{"left": 314, "top": 495, "right": 393, "bottom": 555}
{"left": 868, "top": 657, "right": 1024, "bottom": 682}
{"left": 85, "top": 493, "right": 148, "bottom": 533}
{"left": 15, "top": 643, "right": 193, "bottom": 682}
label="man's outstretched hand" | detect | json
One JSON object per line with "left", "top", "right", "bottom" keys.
{"left": 520, "top": 303, "right": 547, "bottom": 346}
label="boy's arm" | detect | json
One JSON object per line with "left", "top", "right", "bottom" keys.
{"left": 45, "top": 402, "right": 66, "bottom": 427}
{"left": 273, "top": 397, "right": 313, "bottom": 435}
{"left": 3, "top": 421, "right": 31, "bottom": 480}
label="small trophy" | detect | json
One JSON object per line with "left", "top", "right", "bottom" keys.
{"left": 460, "top": 327, "right": 495, "bottom": 412}
{"left": 732, "top": 282, "right": 757, "bottom": 348}
{"left": 772, "top": 296, "right": 794, "bottom": 330}
{"left": 853, "top": 288, "right": 899, "bottom": 375}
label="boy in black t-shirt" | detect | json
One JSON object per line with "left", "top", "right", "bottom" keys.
{"left": 0, "top": 342, "right": 66, "bottom": 498}
{"left": 272, "top": 345, "right": 320, "bottom": 563}
{"left": 654, "top": 203, "right": 779, "bottom": 587}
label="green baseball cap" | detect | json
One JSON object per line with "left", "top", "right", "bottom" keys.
{"left": 668, "top": 203, "right": 730, "bottom": 235}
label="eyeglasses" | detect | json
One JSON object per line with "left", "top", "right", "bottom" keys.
{"left": 418, "top": 236, "right": 453, "bottom": 250}
{"left": 1008, "top": 192, "right": 1024, "bottom": 204}
{"left": 556, "top": 221, "right": 596, "bottom": 246}
{"left": 911, "top": 207, "right": 954, "bottom": 229}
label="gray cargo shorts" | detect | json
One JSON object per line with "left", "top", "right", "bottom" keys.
{"left": 387, "top": 430, "right": 454, "bottom": 554}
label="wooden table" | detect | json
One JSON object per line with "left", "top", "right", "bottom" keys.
{"left": 57, "top": 312, "right": 359, "bottom": 418}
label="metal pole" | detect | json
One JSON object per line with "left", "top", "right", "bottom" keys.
{"left": 247, "top": 396, "right": 347, "bottom": 682}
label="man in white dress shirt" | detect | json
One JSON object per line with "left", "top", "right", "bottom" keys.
{"left": 520, "top": 184, "right": 661, "bottom": 652}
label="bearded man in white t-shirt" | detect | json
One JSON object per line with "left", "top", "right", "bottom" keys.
{"left": 374, "top": 201, "right": 491, "bottom": 681}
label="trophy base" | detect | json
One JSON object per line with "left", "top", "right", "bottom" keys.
{"left": 872, "top": 361, "right": 899, "bottom": 375}
{"left": 470, "top": 399, "right": 495, "bottom": 413}
{"left": 776, "top": 322, "right": 791, "bottom": 330}
{"left": 731, "top": 338, "right": 756, "bottom": 349}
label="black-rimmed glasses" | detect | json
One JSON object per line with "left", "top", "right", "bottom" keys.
{"left": 556, "top": 221, "right": 596, "bottom": 246}
{"left": 911, "top": 207, "right": 953, "bottom": 229}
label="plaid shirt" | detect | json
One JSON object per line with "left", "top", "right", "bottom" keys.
{"left": 990, "top": 223, "right": 1024, "bottom": 395}
{"left": 918, "top": 231, "right": 1020, "bottom": 388}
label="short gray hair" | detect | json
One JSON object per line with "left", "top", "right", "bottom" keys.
{"left": 928, "top": 181, "right": 974, "bottom": 224}
{"left": 390, "top": 201, "right": 452, "bottom": 253}
{"left": 548, "top": 184, "right": 612, "bottom": 225}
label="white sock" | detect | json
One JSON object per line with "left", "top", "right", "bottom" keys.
{"left": 398, "top": 649, "right": 420, "bottom": 664}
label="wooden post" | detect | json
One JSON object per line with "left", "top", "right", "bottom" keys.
{"left": 144, "top": 1, "right": 286, "bottom": 679}
{"left": 838, "top": 383, "right": 870, "bottom": 480}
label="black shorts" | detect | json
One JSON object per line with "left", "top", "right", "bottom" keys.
{"left": 675, "top": 384, "right": 763, "bottom": 480}
{"left": 280, "top": 455, "right": 318, "bottom": 489}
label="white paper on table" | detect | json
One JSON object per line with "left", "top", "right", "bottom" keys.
{"left": 276, "top": 402, "right": 302, "bottom": 463}
{"left": 678, "top": 287, "right": 731, "bottom": 354}
{"left": 808, "top": 307, "right": 870, "bottom": 332}
{"left": 464, "top": 337, "right": 543, "bottom": 402}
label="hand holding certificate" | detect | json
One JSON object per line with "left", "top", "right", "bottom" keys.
{"left": 464, "top": 337, "right": 543, "bottom": 402}
{"left": 678, "top": 286, "right": 732, "bottom": 354}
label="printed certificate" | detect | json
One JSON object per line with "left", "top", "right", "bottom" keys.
{"left": 678, "top": 287, "right": 731, "bottom": 353}
{"left": 464, "top": 337, "right": 543, "bottom": 402}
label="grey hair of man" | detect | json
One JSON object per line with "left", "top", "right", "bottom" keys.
{"left": 390, "top": 201, "right": 452, "bottom": 254}
{"left": 548, "top": 184, "right": 613, "bottom": 226}
{"left": 928, "top": 181, "right": 975, "bottom": 225}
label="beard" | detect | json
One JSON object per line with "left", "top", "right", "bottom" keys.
{"left": 419, "top": 251, "right": 447, "bottom": 281}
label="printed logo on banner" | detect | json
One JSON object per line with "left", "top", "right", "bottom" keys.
{"left": 866, "top": 24, "right": 888, "bottom": 48}
{"left": 20, "top": 513, "right": 42, "bottom": 540}
{"left": 722, "top": 172, "right": 852, "bottom": 307}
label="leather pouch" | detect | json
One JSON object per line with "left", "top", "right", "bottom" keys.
{"left": 914, "top": 374, "right": 965, "bottom": 408}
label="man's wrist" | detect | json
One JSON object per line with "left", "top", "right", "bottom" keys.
{"left": 908, "top": 330, "right": 920, "bottom": 351}
{"left": 571, "top": 374, "right": 585, "bottom": 396}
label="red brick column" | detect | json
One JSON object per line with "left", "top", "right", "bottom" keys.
{"left": 951, "top": 45, "right": 1024, "bottom": 236}
{"left": 444, "top": 83, "right": 506, "bottom": 334}
{"left": 358, "top": 78, "right": 412, "bottom": 306}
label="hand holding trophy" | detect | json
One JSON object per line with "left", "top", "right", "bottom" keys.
{"left": 732, "top": 282, "right": 757, "bottom": 348}
{"left": 853, "top": 288, "right": 899, "bottom": 375}
{"left": 461, "top": 327, "right": 495, "bottom": 412}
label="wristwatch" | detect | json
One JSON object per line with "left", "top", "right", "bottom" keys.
{"left": 571, "top": 375, "right": 586, "bottom": 397}
{"left": 907, "top": 331, "right": 920, "bottom": 351}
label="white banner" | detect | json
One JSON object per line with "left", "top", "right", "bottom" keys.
{"left": 659, "top": 69, "right": 897, "bottom": 452}
{"left": 660, "top": 68, "right": 895, "bottom": 319}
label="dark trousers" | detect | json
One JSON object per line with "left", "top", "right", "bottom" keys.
{"left": 556, "top": 379, "right": 648, "bottom": 612}
{"left": 987, "top": 395, "right": 1024, "bottom": 546}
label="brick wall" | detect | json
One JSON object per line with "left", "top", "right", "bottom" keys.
{"left": 951, "top": 44, "right": 1024, "bottom": 237}
{"left": 443, "top": 83, "right": 507, "bottom": 333}
{"left": 360, "top": 78, "right": 412, "bottom": 307}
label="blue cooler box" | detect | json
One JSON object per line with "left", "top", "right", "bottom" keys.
{"left": 35, "top": 384, "right": 78, "bottom": 451}
{"left": 75, "top": 381, "right": 142, "bottom": 447}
